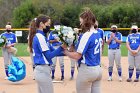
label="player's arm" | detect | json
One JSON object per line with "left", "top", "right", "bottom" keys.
{"left": 49, "top": 39, "right": 59, "bottom": 43}
{"left": 102, "top": 39, "right": 105, "bottom": 52}
{"left": 6, "top": 35, "right": 17, "bottom": 48}
{"left": 106, "top": 33, "right": 113, "bottom": 45}
{"left": 126, "top": 38, "right": 136, "bottom": 55}
{"left": 48, "top": 32, "right": 59, "bottom": 43}
{"left": 114, "top": 34, "right": 122, "bottom": 44}
{"left": 126, "top": 42, "right": 132, "bottom": 52}
{"left": 64, "top": 50, "right": 82, "bottom": 60}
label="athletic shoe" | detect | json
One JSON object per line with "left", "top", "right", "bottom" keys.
{"left": 61, "top": 76, "right": 64, "bottom": 81}
{"left": 70, "top": 76, "right": 74, "bottom": 80}
{"left": 119, "top": 77, "right": 122, "bottom": 82}
{"left": 134, "top": 79, "right": 139, "bottom": 82}
{"left": 4, "top": 77, "right": 8, "bottom": 80}
{"left": 108, "top": 76, "right": 112, "bottom": 81}
{"left": 126, "top": 78, "right": 132, "bottom": 82}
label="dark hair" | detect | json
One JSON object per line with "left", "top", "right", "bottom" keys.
{"left": 28, "top": 15, "right": 50, "bottom": 53}
{"left": 54, "top": 20, "right": 61, "bottom": 25}
{"left": 7, "top": 22, "right": 11, "bottom": 25}
{"left": 79, "top": 8, "right": 96, "bottom": 33}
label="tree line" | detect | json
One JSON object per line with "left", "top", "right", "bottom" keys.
{"left": 0, "top": 0, "right": 140, "bottom": 43}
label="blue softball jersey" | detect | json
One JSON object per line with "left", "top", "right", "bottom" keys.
{"left": 1, "top": 32, "right": 17, "bottom": 45}
{"left": 32, "top": 30, "right": 64, "bottom": 65}
{"left": 76, "top": 28, "right": 101, "bottom": 66}
{"left": 48, "top": 30, "right": 62, "bottom": 46}
{"left": 106, "top": 32, "right": 122, "bottom": 49}
{"left": 126, "top": 33, "right": 140, "bottom": 50}
{"left": 97, "top": 28, "right": 105, "bottom": 40}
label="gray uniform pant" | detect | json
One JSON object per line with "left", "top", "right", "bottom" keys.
{"left": 30, "top": 53, "right": 35, "bottom": 68}
{"left": 52, "top": 46, "right": 64, "bottom": 70}
{"left": 76, "top": 64, "right": 102, "bottom": 93}
{"left": 70, "top": 58, "right": 77, "bottom": 68}
{"left": 128, "top": 51, "right": 140, "bottom": 69}
{"left": 108, "top": 49, "right": 121, "bottom": 69}
{"left": 2, "top": 48, "right": 13, "bottom": 69}
{"left": 34, "top": 65, "right": 53, "bottom": 93}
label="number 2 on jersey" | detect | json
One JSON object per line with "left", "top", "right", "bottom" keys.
{"left": 94, "top": 38, "right": 102, "bottom": 54}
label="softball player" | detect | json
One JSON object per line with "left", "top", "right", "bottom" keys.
{"left": 48, "top": 24, "right": 64, "bottom": 80}
{"left": 95, "top": 21, "right": 105, "bottom": 55}
{"left": 97, "top": 28, "right": 104, "bottom": 55}
{"left": 106, "top": 25, "right": 122, "bottom": 81}
{"left": 64, "top": 9, "right": 102, "bottom": 93}
{"left": 1, "top": 23, "right": 17, "bottom": 79}
{"left": 69, "top": 45, "right": 77, "bottom": 80}
{"left": 27, "top": 28, "right": 36, "bottom": 80}
{"left": 126, "top": 25, "right": 140, "bottom": 82}
{"left": 28, "top": 15, "right": 66, "bottom": 93}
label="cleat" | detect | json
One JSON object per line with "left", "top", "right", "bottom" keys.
{"left": 134, "top": 79, "right": 139, "bottom": 82}
{"left": 119, "top": 77, "right": 122, "bottom": 82}
{"left": 4, "top": 77, "right": 8, "bottom": 80}
{"left": 70, "top": 77, "right": 74, "bottom": 80}
{"left": 108, "top": 77, "right": 112, "bottom": 81}
{"left": 127, "top": 78, "right": 132, "bottom": 82}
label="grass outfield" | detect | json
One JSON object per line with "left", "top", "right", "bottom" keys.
{"left": 0, "top": 43, "right": 128, "bottom": 56}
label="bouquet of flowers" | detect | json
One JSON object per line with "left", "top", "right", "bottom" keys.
{"left": 53, "top": 26, "right": 78, "bottom": 46}
{"left": 0, "top": 36, "right": 6, "bottom": 47}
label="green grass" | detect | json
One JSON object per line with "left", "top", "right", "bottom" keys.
{"left": 0, "top": 43, "right": 128, "bottom": 57}
{"left": 102, "top": 43, "right": 128, "bottom": 56}
{"left": 0, "top": 43, "right": 30, "bottom": 57}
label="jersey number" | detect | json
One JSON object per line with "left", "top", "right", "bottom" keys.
{"left": 132, "top": 39, "right": 136, "bottom": 43}
{"left": 94, "top": 38, "right": 102, "bottom": 54}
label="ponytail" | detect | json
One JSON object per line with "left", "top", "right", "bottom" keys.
{"left": 28, "top": 15, "right": 50, "bottom": 53}
{"left": 28, "top": 18, "right": 37, "bottom": 53}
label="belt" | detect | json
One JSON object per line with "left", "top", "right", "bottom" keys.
{"left": 78, "top": 63, "right": 101, "bottom": 67}
{"left": 109, "top": 48, "right": 119, "bottom": 50}
{"left": 35, "top": 64, "right": 51, "bottom": 66}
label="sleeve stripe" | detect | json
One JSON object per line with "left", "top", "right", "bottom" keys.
{"left": 77, "top": 31, "right": 93, "bottom": 54}
{"left": 36, "top": 33, "right": 49, "bottom": 51}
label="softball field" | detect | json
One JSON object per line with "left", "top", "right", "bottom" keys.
{"left": 0, "top": 57, "right": 139, "bottom": 93}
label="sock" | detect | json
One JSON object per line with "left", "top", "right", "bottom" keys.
{"left": 129, "top": 68, "right": 134, "bottom": 79}
{"left": 117, "top": 68, "right": 122, "bottom": 77}
{"left": 5, "top": 69, "right": 9, "bottom": 77}
{"left": 108, "top": 67, "right": 113, "bottom": 77}
{"left": 52, "top": 70, "right": 55, "bottom": 77}
{"left": 71, "top": 70, "right": 74, "bottom": 77}
{"left": 61, "top": 65, "right": 64, "bottom": 77}
{"left": 136, "top": 69, "right": 140, "bottom": 79}
{"left": 71, "top": 67, "right": 75, "bottom": 77}
{"left": 61, "top": 69, "right": 64, "bottom": 77}
{"left": 109, "top": 72, "right": 112, "bottom": 77}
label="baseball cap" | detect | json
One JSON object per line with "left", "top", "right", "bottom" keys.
{"left": 131, "top": 25, "right": 138, "bottom": 29}
{"left": 5, "top": 25, "right": 11, "bottom": 29}
{"left": 111, "top": 25, "right": 117, "bottom": 28}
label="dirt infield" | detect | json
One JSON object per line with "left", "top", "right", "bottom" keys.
{"left": 0, "top": 57, "right": 140, "bottom": 93}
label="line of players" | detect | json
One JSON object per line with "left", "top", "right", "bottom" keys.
{"left": 2, "top": 22, "right": 140, "bottom": 82}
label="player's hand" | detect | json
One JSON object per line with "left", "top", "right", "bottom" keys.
{"left": 5, "top": 45, "right": 12, "bottom": 48}
{"left": 134, "top": 50, "right": 139, "bottom": 55}
{"left": 74, "top": 28, "right": 79, "bottom": 33}
{"left": 63, "top": 49, "right": 69, "bottom": 55}
{"left": 131, "top": 50, "right": 137, "bottom": 55}
{"left": 61, "top": 44, "right": 67, "bottom": 50}
{"left": 69, "top": 45, "right": 75, "bottom": 52}
{"left": 110, "top": 33, "right": 115, "bottom": 39}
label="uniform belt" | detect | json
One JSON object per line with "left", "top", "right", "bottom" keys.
{"left": 109, "top": 48, "right": 119, "bottom": 50}
{"left": 78, "top": 63, "right": 101, "bottom": 67}
{"left": 35, "top": 64, "right": 51, "bottom": 66}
